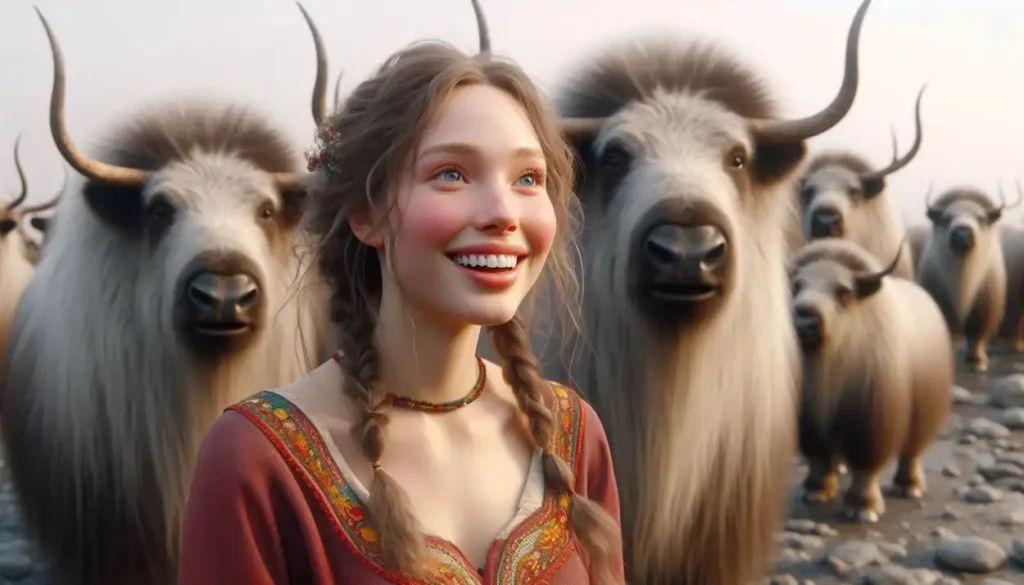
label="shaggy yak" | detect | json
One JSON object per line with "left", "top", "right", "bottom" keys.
{"left": 916, "top": 184, "right": 1020, "bottom": 371}
{"left": 533, "top": 0, "right": 873, "bottom": 583}
{"left": 796, "top": 83, "right": 926, "bottom": 279}
{"left": 791, "top": 238, "right": 953, "bottom": 522}
{"left": 0, "top": 136, "right": 61, "bottom": 373}
{"left": 0, "top": 7, "right": 334, "bottom": 585}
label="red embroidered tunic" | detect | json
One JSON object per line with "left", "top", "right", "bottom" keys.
{"left": 177, "top": 381, "right": 625, "bottom": 584}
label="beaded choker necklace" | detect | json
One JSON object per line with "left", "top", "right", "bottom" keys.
{"left": 387, "top": 356, "right": 487, "bottom": 413}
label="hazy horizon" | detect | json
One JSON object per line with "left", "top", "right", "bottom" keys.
{"left": 2, "top": 0, "right": 1021, "bottom": 225}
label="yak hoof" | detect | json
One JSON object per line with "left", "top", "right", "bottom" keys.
{"left": 889, "top": 484, "right": 924, "bottom": 500}
{"left": 968, "top": 360, "right": 988, "bottom": 373}
{"left": 845, "top": 508, "right": 880, "bottom": 523}
{"left": 803, "top": 489, "right": 837, "bottom": 504}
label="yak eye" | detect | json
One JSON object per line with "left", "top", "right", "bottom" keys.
{"left": 600, "top": 144, "right": 631, "bottom": 169}
{"left": 147, "top": 197, "right": 174, "bottom": 221}
{"left": 258, "top": 203, "right": 275, "bottom": 220}
{"left": 730, "top": 154, "right": 745, "bottom": 169}
{"left": 836, "top": 287, "right": 853, "bottom": 305}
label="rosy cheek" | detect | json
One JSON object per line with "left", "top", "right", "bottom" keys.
{"left": 522, "top": 197, "right": 558, "bottom": 261}
{"left": 392, "top": 194, "right": 468, "bottom": 251}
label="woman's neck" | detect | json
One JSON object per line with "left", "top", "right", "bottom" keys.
{"left": 374, "top": 294, "right": 485, "bottom": 404}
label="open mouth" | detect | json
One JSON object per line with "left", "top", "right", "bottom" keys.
{"left": 190, "top": 321, "right": 252, "bottom": 337}
{"left": 450, "top": 253, "right": 524, "bottom": 273}
{"left": 797, "top": 332, "right": 824, "bottom": 350}
{"left": 648, "top": 283, "right": 719, "bottom": 302}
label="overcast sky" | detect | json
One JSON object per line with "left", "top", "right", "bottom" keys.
{"left": 1, "top": 0, "right": 1021, "bottom": 226}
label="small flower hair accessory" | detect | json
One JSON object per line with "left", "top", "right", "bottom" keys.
{"left": 304, "top": 125, "right": 343, "bottom": 178}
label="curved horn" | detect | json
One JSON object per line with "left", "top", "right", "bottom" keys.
{"left": 923, "top": 182, "right": 943, "bottom": 222}
{"left": 991, "top": 181, "right": 1024, "bottom": 221}
{"left": 887, "top": 125, "right": 899, "bottom": 165}
{"left": 332, "top": 71, "right": 344, "bottom": 114}
{"left": 6, "top": 135, "right": 28, "bottom": 210}
{"left": 35, "top": 7, "right": 149, "bottom": 188}
{"left": 853, "top": 235, "right": 905, "bottom": 297}
{"left": 21, "top": 167, "right": 65, "bottom": 214}
{"left": 860, "top": 83, "right": 927, "bottom": 183}
{"left": 296, "top": 2, "right": 329, "bottom": 125}
{"left": 748, "top": 0, "right": 871, "bottom": 144}
{"left": 469, "top": 0, "right": 491, "bottom": 55}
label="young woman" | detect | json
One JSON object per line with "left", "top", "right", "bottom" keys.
{"left": 177, "top": 40, "right": 625, "bottom": 584}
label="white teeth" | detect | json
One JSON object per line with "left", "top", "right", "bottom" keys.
{"left": 453, "top": 254, "right": 519, "bottom": 269}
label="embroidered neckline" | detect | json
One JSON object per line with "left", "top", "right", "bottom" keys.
{"left": 230, "top": 382, "right": 586, "bottom": 584}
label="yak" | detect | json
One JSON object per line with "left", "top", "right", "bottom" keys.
{"left": 0, "top": 136, "right": 61, "bottom": 374}
{"left": 791, "top": 238, "right": 953, "bottom": 522}
{"left": 534, "top": 0, "right": 874, "bottom": 583}
{"left": 796, "top": 84, "right": 926, "bottom": 279}
{"left": 917, "top": 184, "right": 1019, "bottom": 371}
{"left": 0, "top": 6, "right": 334, "bottom": 585}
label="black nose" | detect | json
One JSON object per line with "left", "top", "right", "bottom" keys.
{"left": 794, "top": 306, "right": 824, "bottom": 349}
{"left": 644, "top": 224, "right": 727, "bottom": 272}
{"left": 641, "top": 223, "right": 728, "bottom": 302}
{"left": 949, "top": 225, "right": 974, "bottom": 254}
{"left": 185, "top": 272, "right": 260, "bottom": 328}
{"left": 809, "top": 208, "right": 843, "bottom": 239}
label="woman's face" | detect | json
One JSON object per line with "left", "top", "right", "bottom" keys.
{"left": 378, "top": 83, "right": 557, "bottom": 329}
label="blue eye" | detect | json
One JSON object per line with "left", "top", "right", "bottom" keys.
{"left": 437, "top": 169, "right": 462, "bottom": 182}
{"left": 516, "top": 174, "right": 536, "bottom": 187}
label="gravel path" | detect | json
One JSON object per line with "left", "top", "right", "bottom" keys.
{"left": 0, "top": 347, "right": 1022, "bottom": 584}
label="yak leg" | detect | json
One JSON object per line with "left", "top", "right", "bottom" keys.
{"left": 964, "top": 337, "right": 989, "bottom": 373}
{"left": 890, "top": 455, "right": 925, "bottom": 499}
{"left": 802, "top": 456, "right": 840, "bottom": 504}
{"left": 843, "top": 469, "right": 884, "bottom": 523}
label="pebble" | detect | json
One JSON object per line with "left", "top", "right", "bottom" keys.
{"left": 988, "top": 375, "right": 1024, "bottom": 409}
{"left": 934, "top": 536, "right": 1007, "bottom": 573}
{"left": 965, "top": 418, "right": 1011, "bottom": 440}
{"left": 1000, "top": 408, "right": 1024, "bottom": 430}
{"left": 963, "top": 485, "right": 1002, "bottom": 504}
{"left": 977, "top": 463, "right": 1024, "bottom": 481}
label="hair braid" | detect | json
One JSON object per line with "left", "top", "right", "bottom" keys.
{"left": 329, "top": 264, "right": 427, "bottom": 575}
{"left": 489, "top": 316, "right": 621, "bottom": 585}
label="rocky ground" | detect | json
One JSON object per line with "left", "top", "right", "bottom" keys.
{"left": 0, "top": 350, "right": 1022, "bottom": 584}
{"left": 770, "top": 345, "right": 1024, "bottom": 585}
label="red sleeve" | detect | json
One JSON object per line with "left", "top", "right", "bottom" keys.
{"left": 177, "top": 410, "right": 296, "bottom": 585}
{"left": 574, "top": 397, "right": 626, "bottom": 582}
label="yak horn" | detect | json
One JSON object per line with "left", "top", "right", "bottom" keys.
{"left": 6, "top": 135, "right": 28, "bottom": 210}
{"left": 860, "top": 83, "right": 926, "bottom": 183}
{"left": 296, "top": 2, "right": 329, "bottom": 125}
{"left": 854, "top": 235, "right": 905, "bottom": 294}
{"left": 332, "top": 71, "right": 345, "bottom": 114}
{"left": 36, "top": 7, "right": 150, "bottom": 188}
{"left": 995, "top": 181, "right": 1024, "bottom": 213}
{"left": 923, "top": 181, "right": 938, "bottom": 211}
{"left": 469, "top": 0, "right": 491, "bottom": 56}
{"left": 21, "top": 167, "right": 65, "bottom": 214}
{"left": 747, "top": 0, "right": 871, "bottom": 144}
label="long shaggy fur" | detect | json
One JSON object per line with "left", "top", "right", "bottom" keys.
{"left": 916, "top": 188, "right": 1006, "bottom": 371}
{"left": 792, "top": 239, "right": 953, "bottom": 520}
{"left": 540, "top": 38, "right": 802, "bottom": 585}
{"left": 0, "top": 104, "right": 332, "bottom": 585}
{"left": 0, "top": 215, "right": 36, "bottom": 379}
{"left": 797, "top": 152, "right": 914, "bottom": 279}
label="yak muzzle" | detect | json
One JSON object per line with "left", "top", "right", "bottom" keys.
{"left": 640, "top": 223, "right": 727, "bottom": 302}
{"left": 182, "top": 271, "right": 261, "bottom": 338}
{"left": 809, "top": 208, "right": 844, "bottom": 239}
{"left": 794, "top": 306, "right": 825, "bottom": 351}
{"left": 949, "top": 225, "right": 975, "bottom": 255}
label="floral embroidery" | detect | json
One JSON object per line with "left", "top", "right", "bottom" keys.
{"left": 229, "top": 381, "right": 585, "bottom": 584}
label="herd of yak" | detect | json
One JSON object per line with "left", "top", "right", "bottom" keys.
{"left": 0, "top": 0, "right": 1016, "bottom": 584}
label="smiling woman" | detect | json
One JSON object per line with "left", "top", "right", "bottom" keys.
{"left": 177, "top": 35, "right": 625, "bottom": 585}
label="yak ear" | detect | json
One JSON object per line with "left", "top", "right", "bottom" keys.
{"left": 30, "top": 216, "right": 51, "bottom": 233}
{"left": 752, "top": 140, "right": 806, "bottom": 187}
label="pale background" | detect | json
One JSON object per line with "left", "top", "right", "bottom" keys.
{"left": 1, "top": 0, "right": 1021, "bottom": 227}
